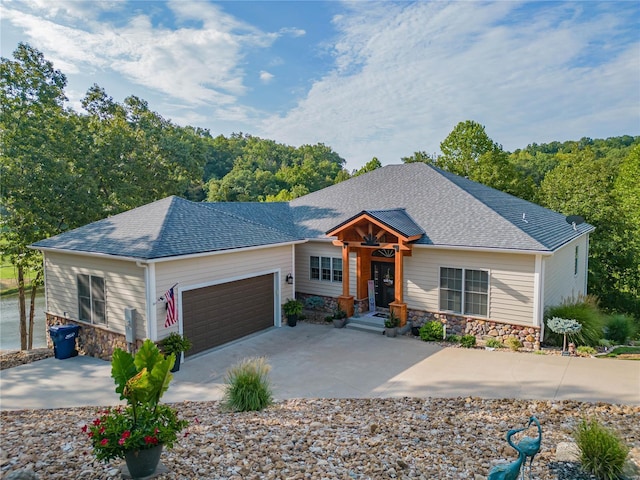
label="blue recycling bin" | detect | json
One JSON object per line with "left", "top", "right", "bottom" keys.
{"left": 49, "top": 324, "right": 80, "bottom": 359}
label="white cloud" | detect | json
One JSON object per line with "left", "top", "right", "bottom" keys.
{"left": 259, "top": 70, "right": 274, "bottom": 83}
{"left": 2, "top": 0, "right": 277, "bottom": 112}
{"left": 259, "top": 2, "right": 640, "bottom": 169}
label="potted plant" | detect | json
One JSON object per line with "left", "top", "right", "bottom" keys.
{"left": 83, "top": 340, "right": 188, "bottom": 478}
{"left": 159, "top": 332, "right": 192, "bottom": 372}
{"left": 385, "top": 311, "right": 400, "bottom": 337}
{"left": 283, "top": 298, "right": 303, "bottom": 327}
{"left": 332, "top": 307, "right": 348, "bottom": 328}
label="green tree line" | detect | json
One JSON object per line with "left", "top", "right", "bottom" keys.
{"left": 403, "top": 120, "right": 639, "bottom": 321}
{"left": 2, "top": 44, "right": 638, "bottom": 350}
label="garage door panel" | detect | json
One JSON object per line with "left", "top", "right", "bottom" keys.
{"left": 182, "top": 274, "right": 274, "bottom": 356}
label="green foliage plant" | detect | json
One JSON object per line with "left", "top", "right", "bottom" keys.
{"left": 283, "top": 299, "right": 303, "bottom": 316}
{"left": 574, "top": 417, "right": 629, "bottom": 480}
{"left": 222, "top": 357, "right": 273, "bottom": 412}
{"left": 384, "top": 311, "right": 399, "bottom": 329}
{"left": 419, "top": 321, "right": 444, "bottom": 341}
{"left": 446, "top": 334, "right": 461, "bottom": 343}
{"left": 333, "top": 307, "right": 348, "bottom": 320}
{"left": 545, "top": 296, "right": 604, "bottom": 347}
{"left": 505, "top": 337, "right": 523, "bottom": 351}
{"left": 485, "top": 338, "right": 503, "bottom": 349}
{"left": 83, "top": 339, "right": 188, "bottom": 462}
{"left": 577, "top": 346, "right": 597, "bottom": 356}
{"left": 460, "top": 335, "right": 476, "bottom": 348}
{"left": 159, "top": 332, "right": 192, "bottom": 357}
{"left": 605, "top": 314, "right": 635, "bottom": 345}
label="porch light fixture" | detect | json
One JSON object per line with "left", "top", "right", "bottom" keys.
{"left": 285, "top": 273, "right": 294, "bottom": 285}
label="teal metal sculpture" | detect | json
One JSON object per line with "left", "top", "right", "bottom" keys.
{"left": 488, "top": 427, "right": 527, "bottom": 480}
{"left": 488, "top": 416, "right": 542, "bottom": 480}
{"left": 516, "top": 416, "right": 542, "bottom": 480}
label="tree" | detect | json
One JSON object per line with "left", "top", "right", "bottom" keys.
{"left": 352, "top": 157, "right": 382, "bottom": 177}
{"left": 540, "top": 147, "right": 638, "bottom": 316}
{"left": 0, "top": 43, "right": 77, "bottom": 349}
{"left": 438, "top": 120, "right": 500, "bottom": 177}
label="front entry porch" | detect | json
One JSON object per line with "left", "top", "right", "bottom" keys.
{"left": 327, "top": 209, "right": 424, "bottom": 326}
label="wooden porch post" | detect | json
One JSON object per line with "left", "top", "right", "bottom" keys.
{"left": 338, "top": 243, "right": 354, "bottom": 317}
{"left": 390, "top": 245, "right": 407, "bottom": 326}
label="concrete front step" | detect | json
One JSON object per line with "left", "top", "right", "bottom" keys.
{"left": 345, "top": 317, "right": 385, "bottom": 335}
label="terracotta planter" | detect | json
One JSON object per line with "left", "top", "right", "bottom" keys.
{"left": 124, "top": 444, "right": 163, "bottom": 478}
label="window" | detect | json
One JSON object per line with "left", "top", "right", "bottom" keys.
{"left": 574, "top": 245, "right": 579, "bottom": 276}
{"left": 78, "top": 274, "right": 106, "bottom": 324}
{"left": 439, "top": 267, "right": 488, "bottom": 317}
{"left": 310, "top": 256, "right": 342, "bottom": 283}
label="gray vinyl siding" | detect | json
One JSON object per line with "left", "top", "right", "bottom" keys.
{"left": 154, "top": 245, "right": 293, "bottom": 339}
{"left": 43, "top": 252, "right": 146, "bottom": 337}
{"left": 405, "top": 248, "right": 536, "bottom": 326}
{"left": 544, "top": 236, "right": 589, "bottom": 308}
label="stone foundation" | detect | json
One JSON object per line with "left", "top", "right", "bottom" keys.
{"left": 407, "top": 309, "right": 540, "bottom": 350}
{"left": 46, "top": 313, "right": 143, "bottom": 360}
{"left": 297, "top": 293, "right": 371, "bottom": 318}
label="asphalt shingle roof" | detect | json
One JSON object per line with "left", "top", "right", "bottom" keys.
{"left": 290, "top": 163, "right": 593, "bottom": 252}
{"left": 32, "top": 197, "right": 301, "bottom": 260}
{"left": 32, "top": 163, "right": 594, "bottom": 259}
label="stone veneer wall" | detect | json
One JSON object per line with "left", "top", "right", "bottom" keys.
{"left": 46, "top": 313, "right": 143, "bottom": 361}
{"left": 296, "top": 293, "right": 371, "bottom": 319}
{"left": 407, "top": 309, "right": 541, "bottom": 350}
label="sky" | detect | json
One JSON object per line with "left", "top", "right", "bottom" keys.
{"left": 2, "top": 0, "right": 639, "bottom": 171}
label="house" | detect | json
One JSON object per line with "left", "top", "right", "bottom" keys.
{"left": 32, "top": 163, "right": 594, "bottom": 359}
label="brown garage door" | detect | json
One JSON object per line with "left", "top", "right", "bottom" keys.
{"left": 182, "top": 274, "right": 274, "bottom": 356}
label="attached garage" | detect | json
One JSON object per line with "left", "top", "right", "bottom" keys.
{"left": 182, "top": 274, "right": 275, "bottom": 356}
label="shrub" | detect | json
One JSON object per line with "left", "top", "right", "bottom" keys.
{"left": 460, "top": 335, "right": 476, "bottom": 348}
{"left": 599, "top": 338, "right": 613, "bottom": 348}
{"left": 446, "top": 334, "right": 461, "bottom": 343}
{"left": 544, "top": 296, "right": 604, "bottom": 347}
{"left": 419, "top": 321, "right": 444, "bottom": 341}
{"left": 605, "top": 314, "right": 635, "bottom": 345}
{"left": 577, "top": 346, "right": 597, "bottom": 356}
{"left": 485, "top": 338, "right": 503, "bottom": 349}
{"left": 222, "top": 357, "right": 273, "bottom": 412}
{"left": 574, "top": 417, "right": 629, "bottom": 480}
{"left": 304, "top": 296, "right": 325, "bottom": 310}
{"left": 505, "top": 337, "right": 523, "bottom": 351}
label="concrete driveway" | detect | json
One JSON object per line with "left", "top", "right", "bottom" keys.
{"left": 1, "top": 323, "right": 638, "bottom": 411}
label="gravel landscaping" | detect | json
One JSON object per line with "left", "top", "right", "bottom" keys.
{"left": 1, "top": 342, "right": 639, "bottom": 479}
{"left": 1, "top": 397, "right": 639, "bottom": 479}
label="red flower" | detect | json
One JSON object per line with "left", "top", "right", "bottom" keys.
{"left": 99, "top": 427, "right": 105, "bottom": 434}
{"left": 144, "top": 435, "right": 158, "bottom": 445}
{"left": 81, "top": 425, "right": 88, "bottom": 433}
{"left": 121, "top": 430, "right": 131, "bottom": 439}
{"left": 100, "top": 439, "right": 109, "bottom": 446}
{"left": 118, "top": 438, "right": 126, "bottom": 446}
{"left": 92, "top": 418, "right": 101, "bottom": 426}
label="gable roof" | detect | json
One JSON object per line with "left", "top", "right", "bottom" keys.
{"left": 32, "top": 163, "right": 594, "bottom": 259}
{"left": 290, "top": 163, "right": 593, "bottom": 252}
{"left": 32, "top": 196, "right": 302, "bottom": 260}
{"left": 327, "top": 209, "right": 425, "bottom": 239}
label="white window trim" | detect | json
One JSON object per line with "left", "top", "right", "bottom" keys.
{"left": 77, "top": 273, "right": 107, "bottom": 325}
{"left": 438, "top": 266, "right": 490, "bottom": 318}
{"left": 310, "top": 255, "right": 343, "bottom": 283}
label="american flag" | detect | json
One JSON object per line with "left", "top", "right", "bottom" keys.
{"left": 164, "top": 286, "right": 177, "bottom": 328}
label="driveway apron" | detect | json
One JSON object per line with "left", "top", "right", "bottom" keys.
{"left": 1, "top": 323, "right": 638, "bottom": 411}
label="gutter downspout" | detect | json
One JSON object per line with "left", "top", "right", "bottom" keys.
{"left": 533, "top": 254, "right": 546, "bottom": 342}
{"left": 136, "top": 261, "right": 157, "bottom": 341}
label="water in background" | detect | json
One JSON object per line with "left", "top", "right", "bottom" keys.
{"left": 0, "top": 294, "right": 47, "bottom": 350}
